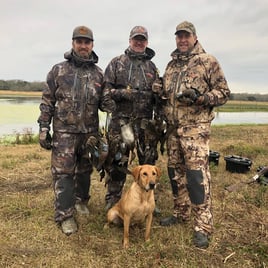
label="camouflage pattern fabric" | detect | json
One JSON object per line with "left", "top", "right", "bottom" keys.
{"left": 163, "top": 41, "right": 230, "bottom": 235}
{"left": 167, "top": 125, "right": 213, "bottom": 234}
{"left": 162, "top": 41, "right": 230, "bottom": 126}
{"left": 103, "top": 47, "right": 161, "bottom": 204}
{"left": 52, "top": 132, "right": 93, "bottom": 223}
{"left": 38, "top": 49, "right": 114, "bottom": 132}
{"left": 38, "top": 49, "right": 114, "bottom": 223}
{"left": 103, "top": 47, "right": 158, "bottom": 119}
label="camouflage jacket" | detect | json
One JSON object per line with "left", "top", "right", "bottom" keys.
{"left": 38, "top": 50, "right": 114, "bottom": 133}
{"left": 162, "top": 41, "right": 230, "bottom": 126}
{"left": 103, "top": 47, "right": 158, "bottom": 119}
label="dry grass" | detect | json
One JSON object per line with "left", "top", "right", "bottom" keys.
{"left": 0, "top": 125, "right": 267, "bottom": 268}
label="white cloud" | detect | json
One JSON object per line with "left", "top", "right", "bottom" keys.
{"left": 0, "top": 0, "right": 267, "bottom": 93}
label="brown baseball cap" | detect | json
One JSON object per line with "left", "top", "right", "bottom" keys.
{"left": 72, "top": 26, "right": 94, "bottom": 40}
{"left": 129, "top": 26, "right": 148, "bottom": 40}
{"left": 175, "top": 21, "right": 196, "bottom": 35}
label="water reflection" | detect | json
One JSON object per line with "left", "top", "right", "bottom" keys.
{"left": 0, "top": 96, "right": 40, "bottom": 104}
{"left": 213, "top": 112, "right": 268, "bottom": 125}
{"left": 0, "top": 96, "right": 268, "bottom": 136}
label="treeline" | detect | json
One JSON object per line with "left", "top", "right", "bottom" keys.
{"left": 230, "top": 93, "right": 268, "bottom": 102}
{"left": 0, "top": 79, "right": 268, "bottom": 101}
{"left": 0, "top": 79, "right": 46, "bottom": 92}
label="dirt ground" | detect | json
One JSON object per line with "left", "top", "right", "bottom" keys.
{"left": 0, "top": 125, "right": 267, "bottom": 267}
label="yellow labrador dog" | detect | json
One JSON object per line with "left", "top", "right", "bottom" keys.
{"left": 106, "top": 164, "right": 161, "bottom": 249}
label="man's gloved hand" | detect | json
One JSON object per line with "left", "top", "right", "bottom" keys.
{"left": 111, "top": 88, "right": 133, "bottom": 101}
{"left": 176, "top": 88, "right": 200, "bottom": 104}
{"left": 195, "top": 94, "right": 210, "bottom": 106}
{"left": 176, "top": 88, "right": 209, "bottom": 106}
{"left": 152, "top": 78, "right": 163, "bottom": 95}
{"left": 39, "top": 128, "right": 52, "bottom": 150}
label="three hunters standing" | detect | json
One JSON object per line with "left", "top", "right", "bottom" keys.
{"left": 38, "top": 21, "right": 230, "bottom": 248}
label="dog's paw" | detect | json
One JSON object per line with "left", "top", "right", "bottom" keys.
{"left": 123, "top": 242, "right": 130, "bottom": 249}
{"left": 103, "top": 223, "right": 110, "bottom": 230}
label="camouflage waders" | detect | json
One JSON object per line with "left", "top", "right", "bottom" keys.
{"left": 52, "top": 132, "right": 93, "bottom": 223}
{"left": 167, "top": 124, "right": 213, "bottom": 235}
{"left": 103, "top": 46, "right": 160, "bottom": 209}
{"left": 161, "top": 40, "right": 230, "bottom": 235}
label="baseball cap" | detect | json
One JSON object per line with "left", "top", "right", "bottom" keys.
{"left": 72, "top": 26, "right": 94, "bottom": 40}
{"left": 129, "top": 26, "right": 148, "bottom": 40}
{"left": 175, "top": 21, "right": 196, "bottom": 35}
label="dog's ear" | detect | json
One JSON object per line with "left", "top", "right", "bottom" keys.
{"left": 155, "top": 166, "right": 161, "bottom": 178}
{"left": 131, "top": 166, "right": 142, "bottom": 182}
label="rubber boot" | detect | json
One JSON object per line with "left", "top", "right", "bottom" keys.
{"left": 61, "top": 217, "right": 78, "bottom": 236}
{"left": 193, "top": 231, "right": 209, "bottom": 248}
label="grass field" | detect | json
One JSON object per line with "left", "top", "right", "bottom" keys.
{"left": 0, "top": 125, "right": 267, "bottom": 267}
{"left": 216, "top": 100, "right": 268, "bottom": 112}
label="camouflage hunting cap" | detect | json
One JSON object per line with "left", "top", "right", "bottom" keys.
{"left": 175, "top": 21, "right": 196, "bottom": 35}
{"left": 72, "top": 26, "right": 94, "bottom": 40}
{"left": 129, "top": 26, "right": 148, "bottom": 40}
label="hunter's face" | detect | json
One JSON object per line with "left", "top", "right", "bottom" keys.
{"left": 129, "top": 36, "right": 148, "bottom": 53}
{"left": 72, "top": 38, "right": 93, "bottom": 58}
{"left": 175, "top": 31, "right": 197, "bottom": 53}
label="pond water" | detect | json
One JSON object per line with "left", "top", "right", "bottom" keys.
{"left": 212, "top": 111, "right": 268, "bottom": 125}
{"left": 0, "top": 96, "right": 268, "bottom": 136}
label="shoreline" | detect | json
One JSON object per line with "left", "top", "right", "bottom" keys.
{"left": 0, "top": 90, "right": 41, "bottom": 97}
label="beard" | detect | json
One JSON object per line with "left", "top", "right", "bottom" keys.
{"left": 76, "top": 50, "right": 90, "bottom": 59}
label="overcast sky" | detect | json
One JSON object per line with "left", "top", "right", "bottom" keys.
{"left": 1, "top": 0, "right": 267, "bottom": 94}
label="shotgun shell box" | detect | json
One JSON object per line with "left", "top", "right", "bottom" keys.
{"left": 224, "top": 155, "right": 252, "bottom": 173}
{"left": 209, "top": 150, "right": 220, "bottom": 165}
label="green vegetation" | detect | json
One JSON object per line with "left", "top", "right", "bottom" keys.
{"left": 0, "top": 125, "right": 267, "bottom": 267}
{"left": 0, "top": 80, "right": 45, "bottom": 92}
{"left": 216, "top": 100, "right": 268, "bottom": 112}
{"left": 0, "top": 131, "right": 38, "bottom": 145}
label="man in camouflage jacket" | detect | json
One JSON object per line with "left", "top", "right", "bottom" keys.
{"left": 157, "top": 21, "right": 230, "bottom": 248}
{"left": 37, "top": 26, "right": 114, "bottom": 235}
{"left": 103, "top": 26, "right": 161, "bottom": 210}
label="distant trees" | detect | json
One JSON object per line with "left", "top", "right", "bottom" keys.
{"left": 1, "top": 79, "right": 268, "bottom": 101}
{"left": 247, "top": 96, "right": 256, "bottom": 101}
{"left": 230, "top": 93, "right": 268, "bottom": 102}
{"left": 0, "top": 80, "right": 46, "bottom": 92}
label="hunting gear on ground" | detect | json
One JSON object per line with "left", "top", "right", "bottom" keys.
{"left": 159, "top": 21, "right": 230, "bottom": 249}
{"left": 37, "top": 26, "right": 115, "bottom": 236}
{"left": 225, "top": 166, "right": 268, "bottom": 192}
{"left": 102, "top": 26, "right": 163, "bottom": 211}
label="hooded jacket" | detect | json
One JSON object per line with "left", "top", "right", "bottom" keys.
{"left": 103, "top": 47, "right": 158, "bottom": 119}
{"left": 38, "top": 50, "right": 113, "bottom": 133}
{"left": 162, "top": 41, "right": 230, "bottom": 126}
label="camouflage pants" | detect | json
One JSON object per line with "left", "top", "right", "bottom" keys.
{"left": 166, "top": 123, "right": 213, "bottom": 235}
{"left": 51, "top": 132, "right": 93, "bottom": 223}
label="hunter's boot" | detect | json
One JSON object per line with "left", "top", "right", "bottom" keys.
{"left": 75, "top": 168, "right": 92, "bottom": 216}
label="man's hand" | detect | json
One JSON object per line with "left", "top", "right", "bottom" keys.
{"left": 152, "top": 78, "right": 163, "bottom": 95}
{"left": 195, "top": 94, "right": 209, "bottom": 106}
{"left": 177, "top": 88, "right": 209, "bottom": 106}
{"left": 39, "top": 128, "right": 52, "bottom": 150}
{"left": 177, "top": 88, "right": 200, "bottom": 103}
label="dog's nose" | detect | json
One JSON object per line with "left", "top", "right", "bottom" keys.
{"left": 149, "top": 181, "right": 155, "bottom": 190}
